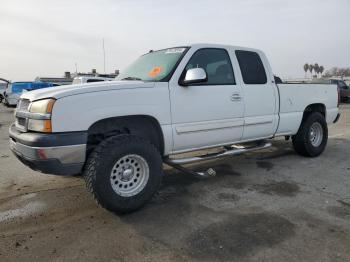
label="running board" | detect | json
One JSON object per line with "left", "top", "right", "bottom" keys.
{"left": 164, "top": 141, "right": 272, "bottom": 165}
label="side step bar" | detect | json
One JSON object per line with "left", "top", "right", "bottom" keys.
{"left": 164, "top": 141, "right": 272, "bottom": 165}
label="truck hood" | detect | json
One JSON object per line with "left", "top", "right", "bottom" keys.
{"left": 20, "top": 81, "right": 155, "bottom": 101}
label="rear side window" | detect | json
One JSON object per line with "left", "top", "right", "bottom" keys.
{"left": 235, "top": 50, "right": 267, "bottom": 84}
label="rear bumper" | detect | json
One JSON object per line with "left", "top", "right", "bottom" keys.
{"left": 9, "top": 124, "right": 88, "bottom": 175}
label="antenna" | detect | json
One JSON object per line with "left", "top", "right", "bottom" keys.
{"left": 103, "top": 38, "right": 106, "bottom": 73}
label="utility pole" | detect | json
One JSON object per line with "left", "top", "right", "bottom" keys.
{"left": 103, "top": 38, "right": 106, "bottom": 73}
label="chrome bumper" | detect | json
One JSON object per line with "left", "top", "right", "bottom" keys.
{"left": 10, "top": 138, "right": 86, "bottom": 175}
{"left": 10, "top": 138, "right": 86, "bottom": 164}
{"left": 9, "top": 124, "right": 88, "bottom": 175}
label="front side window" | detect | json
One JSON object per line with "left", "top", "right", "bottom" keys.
{"left": 235, "top": 50, "right": 267, "bottom": 84}
{"left": 184, "top": 48, "right": 235, "bottom": 85}
{"left": 116, "top": 47, "right": 189, "bottom": 82}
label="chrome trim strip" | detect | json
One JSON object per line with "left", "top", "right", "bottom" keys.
{"left": 10, "top": 139, "right": 86, "bottom": 164}
{"left": 15, "top": 111, "right": 51, "bottom": 120}
{"left": 176, "top": 119, "right": 244, "bottom": 134}
{"left": 244, "top": 120, "right": 273, "bottom": 126}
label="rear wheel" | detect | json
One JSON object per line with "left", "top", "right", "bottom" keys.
{"left": 83, "top": 135, "right": 163, "bottom": 214}
{"left": 292, "top": 112, "right": 328, "bottom": 157}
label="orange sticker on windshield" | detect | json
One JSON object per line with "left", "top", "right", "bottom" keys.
{"left": 149, "top": 66, "right": 162, "bottom": 77}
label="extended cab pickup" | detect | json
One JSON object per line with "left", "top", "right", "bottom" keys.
{"left": 9, "top": 44, "right": 340, "bottom": 213}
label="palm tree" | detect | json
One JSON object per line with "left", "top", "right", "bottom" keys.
{"left": 308, "top": 64, "right": 314, "bottom": 78}
{"left": 303, "top": 63, "right": 309, "bottom": 78}
{"left": 314, "top": 63, "right": 320, "bottom": 78}
{"left": 319, "top": 66, "right": 324, "bottom": 77}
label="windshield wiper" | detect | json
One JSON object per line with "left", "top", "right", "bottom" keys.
{"left": 121, "top": 76, "right": 142, "bottom": 81}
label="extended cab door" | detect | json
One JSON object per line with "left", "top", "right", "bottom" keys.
{"left": 234, "top": 50, "right": 279, "bottom": 140}
{"left": 169, "top": 47, "right": 244, "bottom": 153}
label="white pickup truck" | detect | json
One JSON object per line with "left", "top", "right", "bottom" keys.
{"left": 10, "top": 44, "right": 340, "bottom": 213}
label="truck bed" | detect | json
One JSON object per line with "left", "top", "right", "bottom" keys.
{"left": 276, "top": 83, "right": 339, "bottom": 136}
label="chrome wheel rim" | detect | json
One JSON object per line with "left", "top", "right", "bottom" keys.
{"left": 309, "top": 122, "right": 323, "bottom": 147}
{"left": 110, "top": 154, "right": 149, "bottom": 197}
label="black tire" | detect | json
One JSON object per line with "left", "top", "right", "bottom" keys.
{"left": 83, "top": 134, "right": 163, "bottom": 214}
{"left": 292, "top": 112, "right": 328, "bottom": 157}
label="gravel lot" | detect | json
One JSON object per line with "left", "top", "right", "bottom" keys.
{"left": 0, "top": 103, "right": 349, "bottom": 262}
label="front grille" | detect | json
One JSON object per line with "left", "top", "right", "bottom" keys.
{"left": 15, "top": 99, "right": 31, "bottom": 132}
{"left": 17, "top": 117, "right": 26, "bottom": 126}
{"left": 15, "top": 117, "right": 27, "bottom": 132}
{"left": 17, "top": 99, "right": 30, "bottom": 111}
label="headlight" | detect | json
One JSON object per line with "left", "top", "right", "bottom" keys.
{"left": 27, "top": 98, "right": 56, "bottom": 132}
{"left": 30, "top": 98, "right": 55, "bottom": 114}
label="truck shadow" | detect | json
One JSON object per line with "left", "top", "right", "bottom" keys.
{"left": 120, "top": 138, "right": 350, "bottom": 259}
{"left": 123, "top": 162, "right": 297, "bottom": 260}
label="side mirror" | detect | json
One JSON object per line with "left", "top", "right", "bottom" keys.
{"left": 181, "top": 68, "right": 207, "bottom": 86}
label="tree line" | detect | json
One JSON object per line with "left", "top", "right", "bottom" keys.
{"left": 323, "top": 67, "right": 350, "bottom": 78}
{"left": 303, "top": 63, "right": 324, "bottom": 78}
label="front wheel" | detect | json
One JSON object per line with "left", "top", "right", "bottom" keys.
{"left": 292, "top": 112, "right": 328, "bottom": 157}
{"left": 83, "top": 135, "right": 163, "bottom": 214}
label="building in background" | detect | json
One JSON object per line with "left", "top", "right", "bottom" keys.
{"left": 35, "top": 72, "right": 73, "bottom": 85}
{"left": 71, "top": 69, "right": 119, "bottom": 79}
{"left": 35, "top": 69, "right": 119, "bottom": 85}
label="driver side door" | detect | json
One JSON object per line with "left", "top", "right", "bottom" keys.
{"left": 169, "top": 48, "right": 244, "bottom": 153}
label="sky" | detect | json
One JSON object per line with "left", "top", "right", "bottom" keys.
{"left": 0, "top": 0, "right": 349, "bottom": 81}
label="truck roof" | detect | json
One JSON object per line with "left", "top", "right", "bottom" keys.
{"left": 148, "top": 44, "right": 264, "bottom": 56}
{"left": 189, "top": 43, "right": 263, "bottom": 53}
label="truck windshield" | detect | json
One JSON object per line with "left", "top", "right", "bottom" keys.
{"left": 116, "top": 47, "right": 189, "bottom": 82}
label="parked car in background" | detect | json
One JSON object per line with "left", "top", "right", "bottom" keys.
{"left": 0, "top": 87, "right": 5, "bottom": 103}
{"left": 72, "top": 76, "right": 114, "bottom": 85}
{"left": 10, "top": 44, "right": 340, "bottom": 213}
{"left": 330, "top": 79, "right": 350, "bottom": 102}
{"left": 4, "top": 81, "right": 58, "bottom": 106}
{"left": 0, "top": 78, "right": 10, "bottom": 103}
{"left": 0, "top": 84, "right": 7, "bottom": 104}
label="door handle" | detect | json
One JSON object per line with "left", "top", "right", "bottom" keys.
{"left": 231, "top": 93, "right": 242, "bottom": 101}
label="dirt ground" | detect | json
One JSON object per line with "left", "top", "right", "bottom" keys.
{"left": 0, "top": 103, "right": 349, "bottom": 262}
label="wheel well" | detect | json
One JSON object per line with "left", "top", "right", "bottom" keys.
{"left": 87, "top": 115, "right": 164, "bottom": 156}
{"left": 302, "top": 103, "right": 326, "bottom": 121}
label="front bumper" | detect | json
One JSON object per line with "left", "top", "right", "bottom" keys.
{"left": 9, "top": 124, "right": 88, "bottom": 175}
